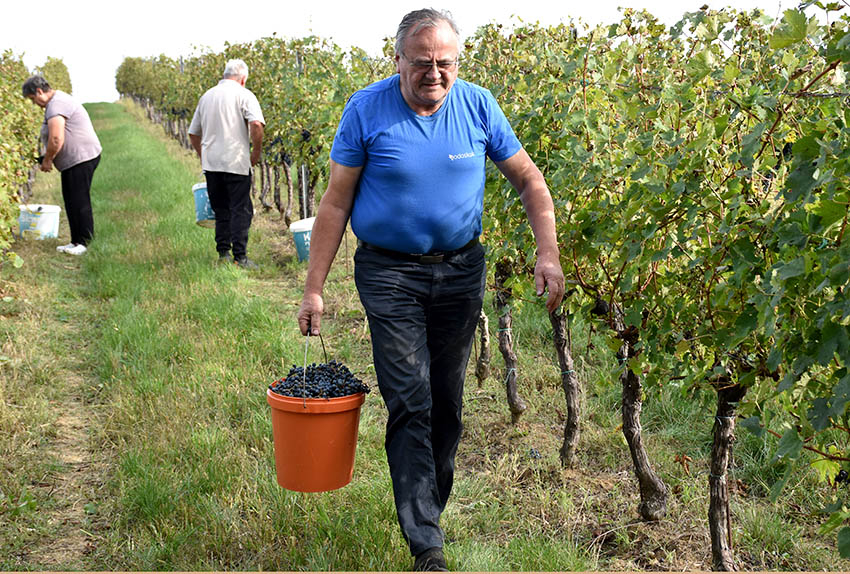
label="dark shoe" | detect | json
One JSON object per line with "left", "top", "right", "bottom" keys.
{"left": 413, "top": 547, "right": 448, "bottom": 572}
{"left": 217, "top": 252, "right": 234, "bottom": 265}
{"left": 234, "top": 257, "right": 258, "bottom": 270}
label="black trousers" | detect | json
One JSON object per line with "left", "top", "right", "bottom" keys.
{"left": 205, "top": 171, "right": 253, "bottom": 259}
{"left": 60, "top": 155, "right": 100, "bottom": 245}
{"left": 354, "top": 242, "right": 486, "bottom": 556}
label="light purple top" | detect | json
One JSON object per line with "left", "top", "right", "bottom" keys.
{"left": 42, "top": 90, "right": 102, "bottom": 171}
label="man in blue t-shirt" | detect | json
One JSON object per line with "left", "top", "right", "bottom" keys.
{"left": 297, "top": 8, "right": 564, "bottom": 571}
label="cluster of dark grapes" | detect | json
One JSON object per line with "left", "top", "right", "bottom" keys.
{"left": 836, "top": 469, "right": 849, "bottom": 485}
{"left": 269, "top": 360, "right": 371, "bottom": 399}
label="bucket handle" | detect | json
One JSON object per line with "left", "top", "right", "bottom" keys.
{"left": 301, "top": 330, "right": 329, "bottom": 408}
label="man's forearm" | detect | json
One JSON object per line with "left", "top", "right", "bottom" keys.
{"left": 303, "top": 206, "right": 348, "bottom": 297}
{"left": 249, "top": 122, "right": 264, "bottom": 164}
{"left": 519, "top": 178, "right": 560, "bottom": 261}
{"left": 189, "top": 134, "right": 202, "bottom": 159}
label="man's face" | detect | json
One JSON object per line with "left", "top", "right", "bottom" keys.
{"left": 395, "top": 21, "right": 459, "bottom": 115}
{"left": 26, "top": 89, "right": 50, "bottom": 108}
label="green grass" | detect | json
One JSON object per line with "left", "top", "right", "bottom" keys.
{"left": 0, "top": 99, "right": 848, "bottom": 571}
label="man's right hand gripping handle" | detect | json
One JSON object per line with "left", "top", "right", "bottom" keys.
{"left": 297, "top": 292, "right": 324, "bottom": 336}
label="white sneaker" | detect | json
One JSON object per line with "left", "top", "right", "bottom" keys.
{"left": 56, "top": 243, "right": 75, "bottom": 253}
{"left": 65, "top": 244, "right": 87, "bottom": 256}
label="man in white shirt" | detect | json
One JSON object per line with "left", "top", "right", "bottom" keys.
{"left": 189, "top": 59, "right": 265, "bottom": 268}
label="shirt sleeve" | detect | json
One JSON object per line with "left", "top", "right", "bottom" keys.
{"left": 45, "top": 96, "right": 74, "bottom": 121}
{"left": 329, "top": 98, "right": 366, "bottom": 167}
{"left": 188, "top": 102, "right": 202, "bottom": 136}
{"left": 483, "top": 90, "right": 522, "bottom": 162}
{"left": 243, "top": 91, "right": 265, "bottom": 125}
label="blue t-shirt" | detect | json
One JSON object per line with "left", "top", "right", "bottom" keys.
{"left": 330, "top": 75, "right": 522, "bottom": 254}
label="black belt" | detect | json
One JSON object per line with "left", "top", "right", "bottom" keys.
{"left": 358, "top": 238, "right": 478, "bottom": 264}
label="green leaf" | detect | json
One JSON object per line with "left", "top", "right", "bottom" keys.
{"left": 821, "top": 509, "right": 849, "bottom": 535}
{"left": 606, "top": 336, "right": 624, "bottom": 354}
{"left": 829, "top": 372, "right": 850, "bottom": 418}
{"left": 740, "top": 123, "right": 766, "bottom": 169}
{"left": 714, "top": 113, "right": 730, "bottom": 138}
{"left": 840, "top": 527, "right": 850, "bottom": 559}
{"left": 769, "top": 463, "right": 794, "bottom": 501}
{"left": 776, "top": 257, "right": 806, "bottom": 280}
{"left": 810, "top": 458, "right": 840, "bottom": 482}
{"left": 784, "top": 141, "right": 819, "bottom": 202}
{"left": 827, "top": 31, "right": 850, "bottom": 62}
{"left": 685, "top": 50, "right": 713, "bottom": 82}
{"left": 817, "top": 322, "right": 840, "bottom": 366}
{"left": 731, "top": 306, "right": 758, "bottom": 346}
{"left": 770, "top": 10, "right": 810, "bottom": 49}
{"left": 810, "top": 199, "right": 846, "bottom": 230}
{"left": 739, "top": 415, "right": 764, "bottom": 437}
{"left": 808, "top": 398, "right": 832, "bottom": 431}
{"left": 774, "top": 427, "right": 803, "bottom": 461}
{"left": 767, "top": 346, "right": 782, "bottom": 373}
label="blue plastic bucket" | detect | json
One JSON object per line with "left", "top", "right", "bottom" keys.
{"left": 289, "top": 217, "right": 315, "bottom": 262}
{"left": 18, "top": 204, "right": 61, "bottom": 239}
{"left": 192, "top": 183, "right": 215, "bottom": 228}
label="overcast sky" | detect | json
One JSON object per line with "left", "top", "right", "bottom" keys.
{"left": 3, "top": 0, "right": 799, "bottom": 103}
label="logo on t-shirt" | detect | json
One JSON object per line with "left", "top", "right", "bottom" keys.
{"left": 448, "top": 152, "right": 475, "bottom": 161}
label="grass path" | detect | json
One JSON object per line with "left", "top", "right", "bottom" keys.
{"left": 0, "top": 100, "right": 350, "bottom": 569}
{"left": 0, "top": 174, "right": 105, "bottom": 569}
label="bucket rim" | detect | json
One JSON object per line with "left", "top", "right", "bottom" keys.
{"left": 288, "top": 217, "right": 316, "bottom": 233}
{"left": 19, "top": 204, "right": 61, "bottom": 213}
{"left": 266, "top": 388, "right": 365, "bottom": 413}
{"left": 192, "top": 183, "right": 207, "bottom": 191}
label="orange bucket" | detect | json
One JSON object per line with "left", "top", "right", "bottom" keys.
{"left": 266, "top": 389, "right": 366, "bottom": 492}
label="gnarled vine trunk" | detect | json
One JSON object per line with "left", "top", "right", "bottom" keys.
{"left": 494, "top": 261, "right": 527, "bottom": 423}
{"left": 273, "top": 165, "right": 282, "bottom": 216}
{"left": 614, "top": 307, "right": 667, "bottom": 521}
{"left": 297, "top": 165, "right": 318, "bottom": 219}
{"left": 282, "top": 161, "right": 294, "bottom": 227}
{"left": 475, "top": 310, "right": 491, "bottom": 387}
{"left": 258, "top": 162, "right": 273, "bottom": 211}
{"left": 709, "top": 380, "right": 747, "bottom": 571}
{"left": 549, "top": 309, "right": 580, "bottom": 467}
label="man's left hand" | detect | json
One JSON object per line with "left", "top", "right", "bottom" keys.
{"left": 535, "top": 254, "right": 565, "bottom": 313}
{"left": 40, "top": 158, "right": 53, "bottom": 172}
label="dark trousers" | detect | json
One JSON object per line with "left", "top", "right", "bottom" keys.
{"left": 354, "top": 243, "right": 486, "bottom": 556}
{"left": 60, "top": 155, "right": 100, "bottom": 245}
{"left": 205, "top": 171, "right": 253, "bottom": 259}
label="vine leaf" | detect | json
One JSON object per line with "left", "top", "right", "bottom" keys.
{"left": 828, "top": 373, "right": 850, "bottom": 418}
{"left": 839, "top": 527, "right": 850, "bottom": 559}
{"left": 810, "top": 458, "right": 840, "bottom": 482}
{"left": 769, "top": 10, "right": 812, "bottom": 49}
{"left": 807, "top": 397, "right": 832, "bottom": 431}
{"left": 774, "top": 427, "right": 803, "bottom": 462}
{"left": 739, "top": 415, "right": 764, "bottom": 438}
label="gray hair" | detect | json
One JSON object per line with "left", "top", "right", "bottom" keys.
{"left": 223, "top": 59, "right": 249, "bottom": 80}
{"left": 395, "top": 8, "right": 460, "bottom": 57}
{"left": 22, "top": 75, "right": 51, "bottom": 97}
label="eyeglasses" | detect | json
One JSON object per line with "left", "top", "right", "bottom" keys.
{"left": 403, "top": 55, "right": 459, "bottom": 72}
